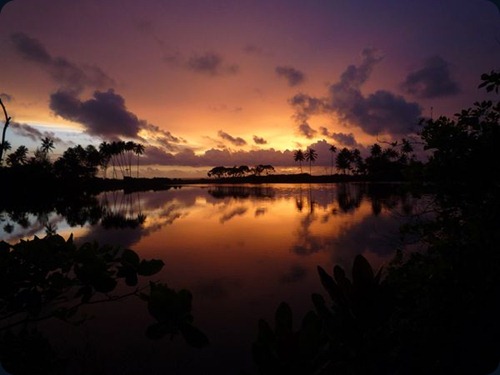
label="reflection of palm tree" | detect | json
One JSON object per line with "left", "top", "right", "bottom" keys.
{"left": 304, "top": 148, "right": 318, "bottom": 175}
{"left": 294, "top": 150, "right": 305, "bottom": 173}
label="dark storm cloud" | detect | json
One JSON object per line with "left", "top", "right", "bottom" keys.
{"left": 10, "top": 122, "right": 65, "bottom": 144}
{"left": 253, "top": 135, "right": 267, "bottom": 145}
{"left": 275, "top": 65, "right": 305, "bottom": 86}
{"left": 400, "top": 55, "right": 460, "bottom": 99}
{"left": 50, "top": 89, "right": 142, "bottom": 138}
{"left": 10, "top": 32, "right": 114, "bottom": 93}
{"left": 186, "top": 52, "right": 239, "bottom": 76}
{"left": 10, "top": 32, "right": 51, "bottom": 64}
{"left": 291, "top": 49, "right": 422, "bottom": 136}
{"left": 328, "top": 48, "right": 422, "bottom": 135}
{"left": 320, "top": 127, "right": 359, "bottom": 147}
{"left": 289, "top": 93, "right": 327, "bottom": 122}
{"left": 218, "top": 130, "right": 247, "bottom": 146}
{"left": 298, "top": 122, "right": 317, "bottom": 139}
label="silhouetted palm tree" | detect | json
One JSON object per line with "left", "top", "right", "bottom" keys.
{"left": 294, "top": 149, "right": 305, "bottom": 173}
{"left": 134, "top": 143, "right": 145, "bottom": 178}
{"left": 304, "top": 148, "right": 318, "bottom": 175}
{"left": 6, "top": 145, "right": 28, "bottom": 166}
{"left": 329, "top": 144, "right": 337, "bottom": 175}
{"left": 40, "top": 137, "right": 55, "bottom": 155}
{"left": 336, "top": 148, "right": 352, "bottom": 175}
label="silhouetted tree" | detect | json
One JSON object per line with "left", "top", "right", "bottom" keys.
{"left": 6, "top": 145, "right": 28, "bottom": 167}
{"left": 134, "top": 142, "right": 145, "bottom": 178}
{"left": 40, "top": 137, "right": 55, "bottom": 156}
{"left": 304, "top": 148, "right": 317, "bottom": 175}
{"left": 0, "top": 98, "right": 11, "bottom": 166}
{"left": 294, "top": 149, "right": 305, "bottom": 173}
{"left": 329, "top": 144, "right": 337, "bottom": 175}
{"left": 335, "top": 147, "right": 352, "bottom": 175}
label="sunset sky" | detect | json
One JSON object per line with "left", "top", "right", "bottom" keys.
{"left": 1, "top": 0, "right": 499, "bottom": 176}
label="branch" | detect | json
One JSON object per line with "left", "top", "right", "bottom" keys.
{"left": 0, "top": 98, "right": 12, "bottom": 164}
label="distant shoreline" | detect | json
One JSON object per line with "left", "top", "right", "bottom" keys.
{"left": 110, "top": 174, "right": 414, "bottom": 193}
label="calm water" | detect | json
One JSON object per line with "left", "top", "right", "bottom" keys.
{"left": 0, "top": 183, "right": 427, "bottom": 374}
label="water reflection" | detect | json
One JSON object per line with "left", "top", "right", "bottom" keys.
{"left": 0, "top": 183, "right": 428, "bottom": 374}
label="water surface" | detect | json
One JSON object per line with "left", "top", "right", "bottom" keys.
{"left": 0, "top": 183, "right": 425, "bottom": 374}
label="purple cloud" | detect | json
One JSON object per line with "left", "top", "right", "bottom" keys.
{"left": 50, "top": 89, "right": 142, "bottom": 138}
{"left": 187, "top": 52, "right": 239, "bottom": 76}
{"left": 401, "top": 55, "right": 460, "bottom": 99}
{"left": 253, "top": 135, "right": 268, "bottom": 145}
{"left": 291, "top": 48, "right": 422, "bottom": 136}
{"left": 276, "top": 65, "right": 305, "bottom": 86}
{"left": 10, "top": 32, "right": 114, "bottom": 93}
{"left": 218, "top": 130, "right": 247, "bottom": 146}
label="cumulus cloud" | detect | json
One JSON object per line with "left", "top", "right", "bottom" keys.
{"left": 10, "top": 32, "right": 114, "bottom": 93}
{"left": 400, "top": 55, "right": 460, "bottom": 99}
{"left": 320, "top": 127, "right": 359, "bottom": 147}
{"left": 218, "top": 130, "right": 247, "bottom": 146}
{"left": 48, "top": 90, "right": 181, "bottom": 147}
{"left": 275, "top": 65, "right": 305, "bottom": 86}
{"left": 253, "top": 135, "right": 267, "bottom": 145}
{"left": 141, "top": 145, "right": 297, "bottom": 167}
{"left": 186, "top": 52, "right": 239, "bottom": 76}
{"left": 298, "top": 122, "right": 317, "bottom": 139}
{"left": 50, "top": 89, "right": 141, "bottom": 138}
{"left": 49, "top": 89, "right": 183, "bottom": 145}
{"left": 290, "top": 48, "right": 422, "bottom": 136}
{"left": 289, "top": 93, "right": 327, "bottom": 123}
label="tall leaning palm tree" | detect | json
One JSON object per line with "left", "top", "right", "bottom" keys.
{"left": 304, "top": 147, "right": 318, "bottom": 175}
{"left": 294, "top": 149, "right": 305, "bottom": 173}
{"left": 134, "top": 143, "right": 145, "bottom": 178}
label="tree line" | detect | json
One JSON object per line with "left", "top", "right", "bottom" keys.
{"left": 207, "top": 164, "right": 275, "bottom": 178}
{"left": 0, "top": 138, "right": 145, "bottom": 181}
{"left": 293, "top": 138, "right": 419, "bottom": 181}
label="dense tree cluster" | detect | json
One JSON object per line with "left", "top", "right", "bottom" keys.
{"left": 0, "top": 140, "right": 145, "bottom": 182}
{"left": 293, "top": 138, "right": 421, "bottom": 180}
{"left": 207, "top": 164, "right": 275, "bottom": 178}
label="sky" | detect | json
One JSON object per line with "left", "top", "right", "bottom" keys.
{"left": 1, "top": 0, "right": 499, "bottom": 176}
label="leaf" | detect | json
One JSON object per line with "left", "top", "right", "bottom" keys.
{"left": 137, "top": 259, "right": 164, "bottom": 276}
{"left": 317, "top": 266, "right": 343, "bottom": 303}
{"left": 275, "top": 302, "right": 293, "bottom": 337}
{"left": 352, "top": 255, "right": 374, "bottom": 288}
{"left": 311, "top": 293, "right": 328, "bottom": 316}
{"left": 121, "top": 249, "right": 140, "bottom": 267}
